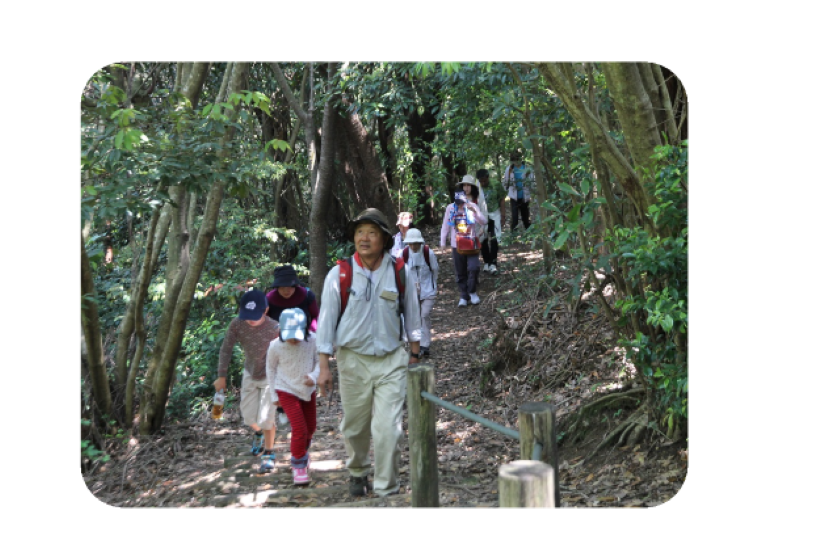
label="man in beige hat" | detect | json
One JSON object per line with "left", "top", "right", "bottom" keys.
{"left": 317, "top": 208, "right": 421, "bottom": 497}
{"left": 390, "top": 211, "right": 413, "bottom": 259}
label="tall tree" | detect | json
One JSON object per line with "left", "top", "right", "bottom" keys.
{"left": 139, "top": 62, "right": 250, "bottom": 434}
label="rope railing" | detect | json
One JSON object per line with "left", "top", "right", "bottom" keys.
{"left": 419, "top": 391, "right": 521, "bottom": 440}
{"left": 407, "top": 364, "right": 558, "bottom": 507}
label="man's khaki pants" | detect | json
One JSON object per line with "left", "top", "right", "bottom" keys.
{"left": 336, "top": 347, "right": 408, "bottom": 495}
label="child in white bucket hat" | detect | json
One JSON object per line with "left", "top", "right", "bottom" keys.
{"left": 401, "top": 228, "right": 439, "bottom": 357}
{"left": 266, "top": 308, "right": 320, "bottom": 484}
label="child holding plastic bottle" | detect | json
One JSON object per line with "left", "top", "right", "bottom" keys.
{"left": 213, "top": 289, "right": 279, "bottom": 471}
{"left": 266, "top": 308, "right": 320, "bottom": 485}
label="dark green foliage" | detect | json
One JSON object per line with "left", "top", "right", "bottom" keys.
{"left": 609, "top": 142, "right": 688, "bottom": 429}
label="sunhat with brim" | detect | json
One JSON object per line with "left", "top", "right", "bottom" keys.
{"left": 271, "top": 265, "right": 299, "bottom": 288}
{"left": 345, "top": 208, "right": 395, "bottom": 251}
{"left": 279, "top": 308, "right": 307, "bottom": 342}
{"left": 456, "top": 174, "right": 478, "bottom": 188}
{"left": 239, "top": 289, "right": 268, "bottom": 321}
{"left": 404, "top": 228, "right": 424, "bottom": 244}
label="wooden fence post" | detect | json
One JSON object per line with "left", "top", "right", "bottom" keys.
{"left": 518, "top": 401, "right": 559, "bottom": 506}
{"left": 499, "top": 460, "right": 555, "bottom": 507}
{"left": 406, "top": 363, "right": 439, "bottom": 507}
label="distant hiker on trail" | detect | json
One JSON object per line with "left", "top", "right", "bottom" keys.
{"left": 390, "top": 211, "right": 414, "bottom": 259}
{"left": 502, "top": 151, "right": 534, "bottom": 232}
{"left": 476, "top": 168, "right": 505, "bottom": 273}
{"left": 266, "top": 308, "right": 320, "bottom": 484}
{"left": 265, "top": 265, "right": 320, "bottom": 428}
{"left": 460, "top": 175, "right": 488, "bottom": 249}
{"left": 402, "top": 228, "right": 439, "bottom": 357}
{"left": 441, "top": 180, "right": 487, "bottom": 307}
{"left": 317, "top": 208, "right": 422, "bottom": 497}
{"left": 213, "top": 289, "right": 279, "bottom": 472}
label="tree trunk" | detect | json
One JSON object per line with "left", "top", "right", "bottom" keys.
{"left": 601, "top": 63, "right": 661, "bottom": 176}
{"left": 440, "top": 152, "right": 466, "bottom": 203}
{"left": 81, "top": 234, "right": 112, "bottom": 426}
{"left": 139, "top": 62, "right": 250, "bottom": 435}
{"left": 180, "top": 62, "right": 210, "bottom": 109}
{"left": 406, "top": 106, "right": 437, "bottom": 225}
{"left": 309, "top": 63, "right": 338, "bottom": 304}
{"left": 119, "top": 205, "right": 170, "bottom": 428}
{"left": 339, "top": 109, "right": 397, "bottom": 225}
{"left": 536, "top": 63, "right": 652, "bottom": 230}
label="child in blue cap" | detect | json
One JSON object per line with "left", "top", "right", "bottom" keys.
{"left": 214, "top": 289, "right": 280, "bottom": 472}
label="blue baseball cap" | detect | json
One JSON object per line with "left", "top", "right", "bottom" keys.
{"left": 239, "top": 289, "right": 268, "bottom": 320}
{"left": 279, "top": 308, "right": 307, "bottom": 341}
{"left": 454, "top": 191, "right": 467, "bottom": 203}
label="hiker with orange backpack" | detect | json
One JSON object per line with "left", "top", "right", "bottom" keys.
{"left": 316, "top": 208, "right": 422, "bottom": 498}
{"left": 402, "top": 228, "right": 439, "bottom": 357}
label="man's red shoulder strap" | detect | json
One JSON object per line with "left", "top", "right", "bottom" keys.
{"left": 337, "top": 257, "right": 354, "bottom": 316}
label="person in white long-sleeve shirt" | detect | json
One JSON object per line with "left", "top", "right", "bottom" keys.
{"left": 317, "top": 208, "right": 421, "bottom": 498}
{"left": 401, "top": 228, "right": 439, "bottom": 357}
{"left": 266, "top": 308, "right": 319, "bottom": 484}
{"left": 390, "top": 211, "right": 413, "bottom": 259}
{"left": 440, "top": 178, "right": 488, "bottom": 307}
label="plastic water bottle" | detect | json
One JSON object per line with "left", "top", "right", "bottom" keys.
{"left": 211, "top": 391, "right": 225, "bottom": 420}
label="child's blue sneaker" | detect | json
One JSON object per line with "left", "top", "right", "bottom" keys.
{"left": 250, "top": 431, "right": 265, "bottom": 456}
{"left": 259, "top": 452, "right": 275, "bottom": 474}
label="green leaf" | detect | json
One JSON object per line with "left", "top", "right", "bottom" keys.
{"left": 553, "top": 229, "right": 570, "bottom": 249}
{"left": 557, "top": 182, "right": 581, "bottom": 197}
{"left": 581, "top": 178, "right": 591, "bottom": 196}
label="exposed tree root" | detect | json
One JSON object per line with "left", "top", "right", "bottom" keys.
{"left": 587, "top": 408, "right": 649, "bottom": 460}
{"left": 562, "top": 388, "right": 644, "bottom": 444}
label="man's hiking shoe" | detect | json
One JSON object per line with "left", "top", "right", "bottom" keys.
{"left": 482, "top": 263, "right": 490, "bottom": 272}
{"left": 470, "top": 293, "right": 480, "bottom": 305}
{"left": 259, "top": 453, "right": 275, "bottom": 474}
{"left": 349, "top": 475, "right": 370, "bottom": 497}
{"left": 293, "top": 466, "right": 310, "bottom": 485}
{"left": 250, "top": 432, "right": 265, "bottom": 456}
{"left": 489, "top": 264, "right": 498, "bottom": 274}
{"left": 458, "top": 298, "right": 468, "bottom": 308}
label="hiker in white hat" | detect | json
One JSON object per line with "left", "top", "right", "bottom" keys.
{"left": 390, "top": 211, "right": 414, "bottom": 259}
{"left": 440, "top": 179, "right": 488, "bottom": 307}
{"left": 400, "top": 228, "right": 439, "bottom": 357}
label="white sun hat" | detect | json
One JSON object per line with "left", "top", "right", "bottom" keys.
{"left": 456, "top": 174, "right": 478, "bottom": 188}
{"left": 404, "top": 228, "right": 424, "bottom": 244}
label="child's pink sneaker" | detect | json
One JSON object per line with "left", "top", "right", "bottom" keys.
{"left": 292, "top": 466, "right": 310, "bottom": 485}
